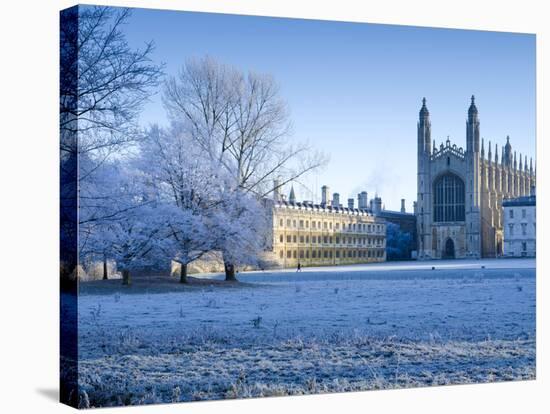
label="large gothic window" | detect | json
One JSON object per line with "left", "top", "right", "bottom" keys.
{"left": 433, "top": 174, "right": 465, "bottom": 222}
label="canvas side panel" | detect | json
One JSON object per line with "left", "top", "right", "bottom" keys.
{"left": 60, "top": 5, "right": 79, "bottom": 408}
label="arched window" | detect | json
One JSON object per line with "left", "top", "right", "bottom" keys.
{"left": 433, "top": 174, "right": 465, "bottom": 222}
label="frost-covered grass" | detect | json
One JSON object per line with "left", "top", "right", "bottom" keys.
{"left": 74, "top": 261, "right": 536, "bottom": 408}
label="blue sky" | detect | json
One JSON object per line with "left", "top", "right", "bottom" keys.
{"left": 120, "top": 7, "right": 536, "bottom": 212}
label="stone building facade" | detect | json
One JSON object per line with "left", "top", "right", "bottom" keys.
{"left": 416, "top": 96, "right": 536, "bottom": 259}
{"left": 268, "top": 186, "right": 386, "bottom": 268}
{"left": 502, "top": 195, "right": 536, "bottom": 257}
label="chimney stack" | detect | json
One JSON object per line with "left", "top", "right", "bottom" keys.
{"left": 321, "top": 185, "right": 331, "bottom": 206}
{"left": 358, "top": 191, "right": 368, "bottom": 209}
{"left": 371, "top": 196, "right": 382, "bottom": 215}
{"left": 348, "top": 198, "right": 355, "bottom": 209}
{"left": 332, "top": 192, "right": 340, "bottom": 208}
{"left": 273, "top": 179, "right": 281, "bottom": 202}
{"left": 401, "top": 199, "right": 406, "bottom": 213}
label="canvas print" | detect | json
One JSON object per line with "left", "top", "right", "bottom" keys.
{"left": 60, "top": 5, "right": 536, "bottom": 409}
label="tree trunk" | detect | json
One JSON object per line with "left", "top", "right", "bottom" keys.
{"left": 224, "top": 262, "right": 237, "bottom": 282}
{"left": 179, "top": 263, "right": 188, "bottom": 284}
{"left": 122, "top": 269, "right": 131, "bottom": 286}
{"left": 102, "top": 257, "right": 108, "bottom": 280}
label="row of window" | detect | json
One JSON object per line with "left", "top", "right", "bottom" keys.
{"left": 508, "top": 208, "right": 530, "bottom": 219}
{"left": 506, "top": 241, "right": 535, "bottom": 256}
{"left": 508, "top": 223, "right": 535, "bottom": 237}
{"left": 280, "top": 249, "right": 385, "bottom": 259}
{"left": 279, "top": 234, "right": 383, "bottom": 246}
{"left": 279, "top": 218, "right": 382, "bottom": 233}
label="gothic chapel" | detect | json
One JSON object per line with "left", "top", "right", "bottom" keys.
{"left": 416, "top": 96, "right": 535, "bottom": 259}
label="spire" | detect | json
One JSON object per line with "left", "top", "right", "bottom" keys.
{"left": 488, "top": 140, "right": 492, "bottom": 159}
{"left": 466, "top": 95, "right": 480, "bottom": 153}
{"left": 504, "top": 135, "right": 512, "bottom": 166}
{"left": 289, "top": 185, "right": 296, "bottom": 203}
{"left": 519, "top": 153, "right": 523, "bottom": 170}
{"left": 419, "top": 97, "right": 430, "bottom": 119}
{"left": 513, "top": 151, "right": 517, "bottom": 169}
{"left": 525, "top": 155, "right": 528, "bottom": 172}
{"left": 494, "top": 143, "right": 499, "bottom": 164}
{"left": 468, "top": 95, "right": 478, "bottom": 118}
{"left": 418, "top": 97, "right": 431, "bottom": 154}
{"left": 433, "top": 139, "right": 436, "bottom": 154}
{"left": 481, "top": 138, "right": 485, "bottom": 158}
{"left": 530, "top": 158, "right": 533, "bottom": 175}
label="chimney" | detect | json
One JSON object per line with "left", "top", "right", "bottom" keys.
{"left": 372, "top": 196, "right": 382, "bottom": 215}
{"left": 321, "top": 185, "right": 331, "bottom": 206}
{"left": 400, "top": 199, "right": 406, "bottom": 213}
{"left": 358, "top": 191, "right": 368, "bottom": 209}
{"left": 348, "top": 198, "right": 355, "bottom": 209}
{"left": 273, "top": 179, "right": 281, "bottom": 202}
{"left": 332, "top": 192, "right": 340, "bottom": 207}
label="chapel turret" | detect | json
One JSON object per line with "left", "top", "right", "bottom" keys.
{"left": 466, "top": 95, "right": 480, "bottom": 153}
{"left": 418, "top": 97, "right": 431, "bottom": 154}
{"left": 504, "top": 136, "right": 513, "bottom": 166}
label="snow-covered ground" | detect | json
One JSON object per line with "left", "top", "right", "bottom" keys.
{"left": 74, "top": 259, "right": 536, "bottom": 407}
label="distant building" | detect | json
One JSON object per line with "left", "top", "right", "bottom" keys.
{"left": 502, "top": 195, "right": 536, "bottom": 257}
{"left": 268, "top": 185, "right": 387, "bottom": 268}
{"left": 416, "top": 96, "right": 536, "bottom": 259}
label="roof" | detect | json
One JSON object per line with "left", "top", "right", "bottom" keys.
{"left": 274, "top": 200, "right": 415, "bottom": 221}
{"left": 377, "top": 210, "right": 416, "bottom": 219}
{"left": 502, "top": 195, "right": 536, "bottom": 207}
{"left": 275, "top": 200, "right": 377, "bottom": 217}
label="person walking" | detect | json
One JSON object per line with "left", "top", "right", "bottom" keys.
{"left": 297, "top": 262, "right": 302, "bottom": 272}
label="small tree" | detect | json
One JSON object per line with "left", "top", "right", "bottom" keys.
{"left": 386, "top": 222, "right": 413, "bottom": 261}
{"left": 103, "top": 206, "right": 165, "bottom": 286}
{"left": 163, "top": 209, "right": 212, "bottom": 283}
{"left": 83, "top": 166, "right": 169, "bottom": 285}
{"left": 209, "top": 190, "right": 270, "bottom": 281}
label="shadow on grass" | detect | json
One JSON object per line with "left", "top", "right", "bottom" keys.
{"left": 79, "top": 274, "right": 263, "bottom": 296}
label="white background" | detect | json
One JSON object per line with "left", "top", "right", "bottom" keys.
{"left": 0, "top": 0, "right": 547, "bottom": 412}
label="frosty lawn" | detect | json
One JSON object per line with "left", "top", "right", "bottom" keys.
{"left": 75, "top": 259, "right": 535, "bottom": 407}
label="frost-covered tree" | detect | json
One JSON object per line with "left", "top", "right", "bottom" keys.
{"left": 163, "top": 57, "right": 326, "bottom": 280}
{"left": 137, "top": 125, "right": 225, "bottom": 283}
{"left": 60, "top": 6, "right": 163, "bottom": 161}
{"left": 386, "top": 223, "right": 413, "bottom": 261}
{"left": 83, "top": 165, "right": 170, "bottom": 285}
{"left": 60, "top": 6, "right": 163, "bottom": 281}
{"left": 60, "top": 6, "right": 163, "bottom": 282}
{"left": 209, "top": 191, "right": 271, "bottom": 278}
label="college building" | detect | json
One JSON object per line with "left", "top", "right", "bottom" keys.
{"left": 502, "top": 195, "right": 536, "bottom": 257}
{"left": 415, "top": 96, "right": 536, "bottom": 259}
{"left": 267, "top": 185, "right": 387, "bottom": 268}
